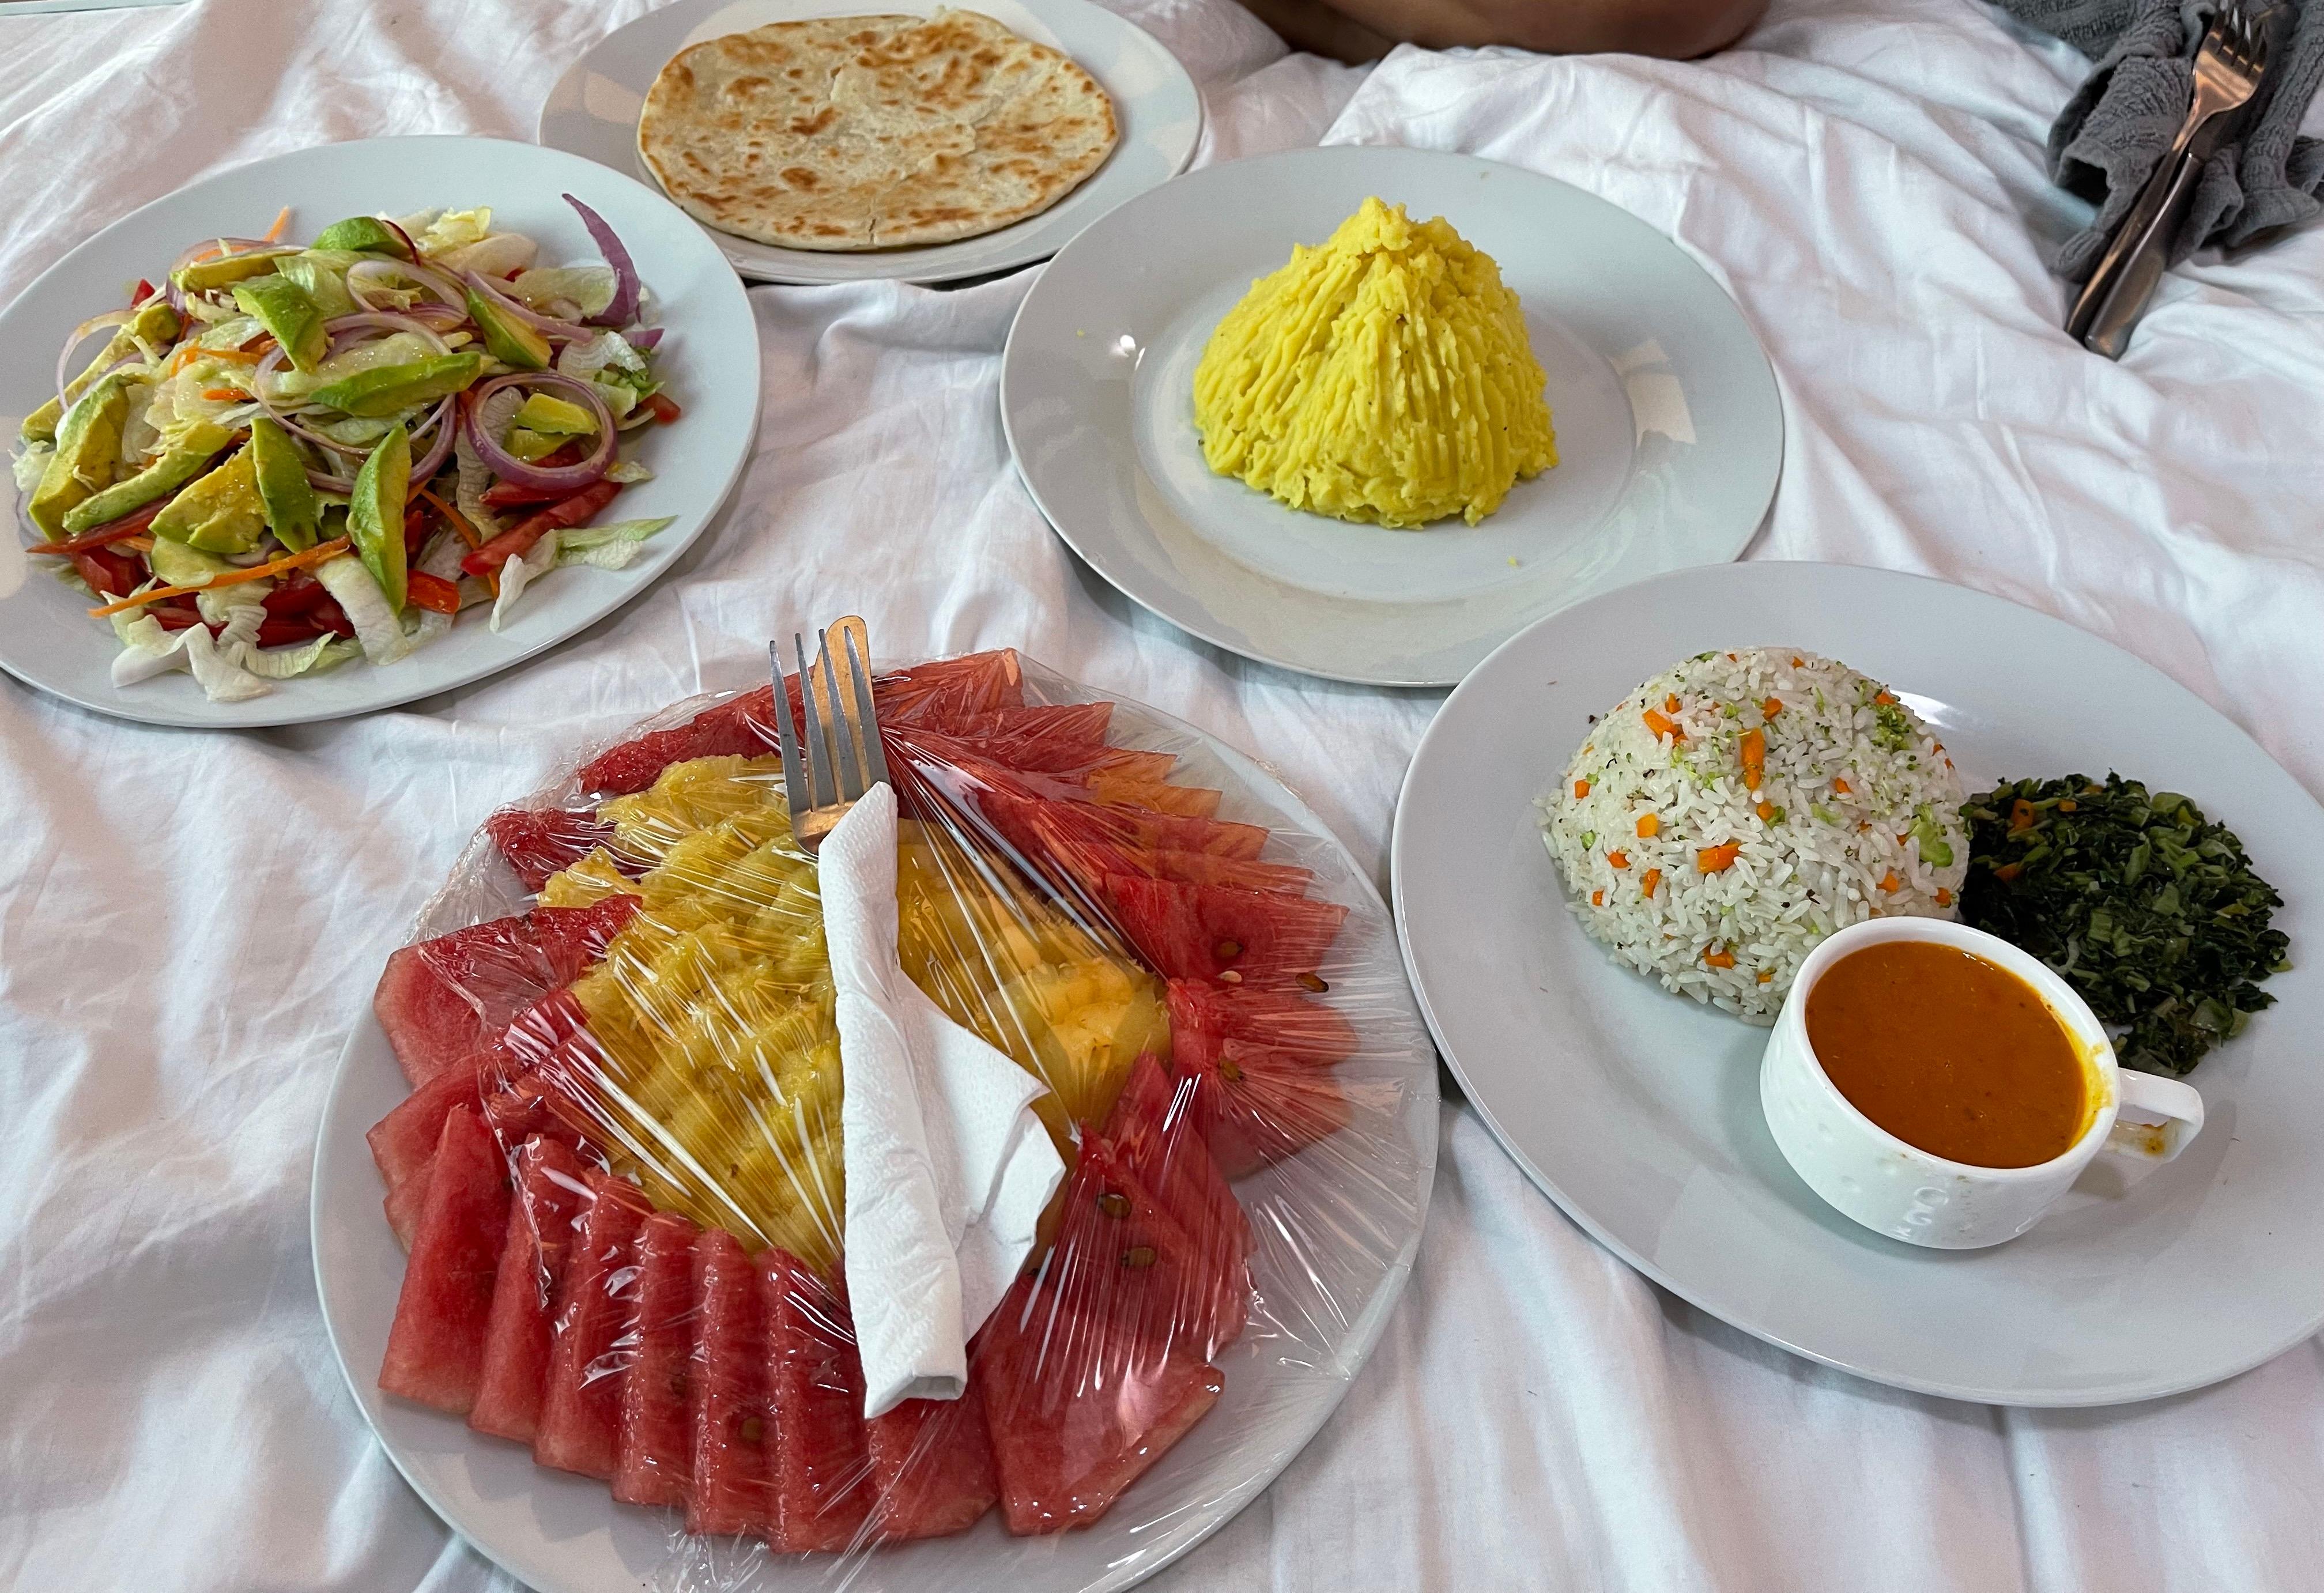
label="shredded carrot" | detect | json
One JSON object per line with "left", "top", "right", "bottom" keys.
{"left": 1591, "top": 890, "right": 1604, "bottom": 907}
{"left": 200, "top": 387, "right": 251, "bottom": 402}
{"left": 1640, "top": 868, "right": 1662, "bottom": 899}
{"left": 1740, "top": 728, "right": 1765, "bottom": 791}
{"left": 1832, "top": 777, "right": 1852, "bottom": 795}
{"left": 1874, "top": 691, "right": 1896, "bottom": 705}
{"left": 1762, "top": 697, "right": 1783, "bottom": 720}
{"left": 87, "top": 538, "right": 350, "bottom": 617}
{"left": 1636, "top": 813, "right": 1660, "bottom": 839}
{"left": 2009, "top": 798, "right": 2036, "bottom": 832}
{"left": 1663, "top": 693, "right": 1681, "bottom": 714}
{"left": 1703, "top": 948, "right": 1736, "bottom": 969}
{"left": 1757, "top": 971, "right": 1774, "bottom": 984}
{"left": 1994, "top": 862, "right": 2023, "bottom": 883}
{"left": 1790, "top": 655, "right": 1803, "bottom": 667}
{"left": 122, "top": 536, "right": 154, "bottom": 553}
{"left": 1697, "top": 842, "right": 1742, "bottom": 874}
{"left": 1756, "top": 800, "right": 1776, "bottom": 821}
{"left": 1877, "top": 870, "right": 1901, "bottom": 893}
{"left": 1572, "top": 779, "right": 1591, "bottom": 799}
{"left": 263, "top": 206, "right": 293, "bottom": 243}
{"left": 1606, "top": 850, "right": 1630, "bottom": 870}
{"left": 1641, "top": 708, "right": 1683, "bottom": 743}
{"left": 417, "top": 486, "right": 482, "bottom": 550}
{"left": 2057, "top": 799, "right": 2077, "bottom": 813}
{"left": 1935, "top": 888, "right": 1953, "bottom": 907}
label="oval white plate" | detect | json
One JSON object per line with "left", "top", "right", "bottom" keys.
{"left": 0, "top": 136, "right": 760, "bottom": 730}
{"left": 999, "top": 145, "right": 1783, "bottom": 688}
{"left": 312, "top": 686, "right": 1439, "bottom": 1593}
{"left": 1392, "top": 560, "right": 2324, "bottom": 1406}
{"left": 537, "top": 0, "right": 1200, "bottom": 286}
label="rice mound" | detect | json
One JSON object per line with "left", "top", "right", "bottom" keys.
{"left": 1542, "top": 648, "right": 1970, "bottom": 1022}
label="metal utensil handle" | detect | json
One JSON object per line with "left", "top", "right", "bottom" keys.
{"left": 2082, "top": 149, "right": 2206, "bottom": 358}
{"left": 2068, "top": 124, "right": 2213, "bottom": 341}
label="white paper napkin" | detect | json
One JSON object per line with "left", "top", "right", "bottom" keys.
{"left": 822, "top": 784, "right": 1067, "bottom": 1419}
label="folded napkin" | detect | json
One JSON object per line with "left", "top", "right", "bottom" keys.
{"left": 1997, "top": 0, "right": 2324, "bottom": 280}
{"left": 821, "top": 784, "right": 1067, "bottom": 1419}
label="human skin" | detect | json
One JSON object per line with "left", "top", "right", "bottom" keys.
{"left": 1235, "top": 0, "right": 1767, "bottom": 62}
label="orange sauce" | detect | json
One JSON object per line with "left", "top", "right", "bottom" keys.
{"left": 1804, "top": 942, "right": 2085, "bottom": 1168}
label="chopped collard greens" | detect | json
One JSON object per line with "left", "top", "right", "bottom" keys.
{"left": 1960, "top": 774, "right": 2289, "bottom": 1076}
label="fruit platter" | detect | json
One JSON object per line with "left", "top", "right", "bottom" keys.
{"left": 312, "top": 647, "right": 1439, "bottom": 1593}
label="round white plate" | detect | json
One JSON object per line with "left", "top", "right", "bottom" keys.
{"left": 312, "top": 683, "right": 1439, "bottom": 1593}
{"left": 537, "top": 0, "right": 1201, "bottom": 286}
{"left": 999, "top": 145, "right": 1783, "bottom": 688}
{"left": 0, "top": 136, "right": 761, "bottom": 730}
{"left": 1392, "top": 561, "right": 2324, "bottom": 1406}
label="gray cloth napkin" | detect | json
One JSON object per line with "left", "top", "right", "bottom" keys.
{"left": 1994, "top": 0, "right": 2324, "bottom": 280}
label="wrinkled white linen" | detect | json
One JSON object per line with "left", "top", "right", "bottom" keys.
{"left": 2, "top": 0, "right": 2321, "bottom": 1590}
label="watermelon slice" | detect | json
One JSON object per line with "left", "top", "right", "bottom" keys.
{"left": 1165, "top": 980, "right": 1356, "bottom": 1067}
{"left": 1098, "top": 875, "right": 1346, "bottom": 988}
{"left": 379, "top": 1105, "right": 512, "bottom": 1415}
{"left": 1032, "top": 828, "right": 1313, "bottom": 900}
{"left": 686, "top": 1227, "right": 779, "bottom": 1537}
{"left": 373, "top": 896, "right": 639, "bottom": 1086}
{"left": 613, "top": 1211, "right": 701, "bottom": 1508}
{"left": 469, "top": 1135, "right": 590, "bottom": 1443}
{"left": 1103, "top": 1055, "right": 1252, "bottom": 1274}
{"left": 367, "top": 1062, "right": 483, "bottom": 1249}
{"left": 865, "top": 1387, "right": 998, "bottom": 1540}
{"left": 952, "top": 703, "right": 1111, "bottom": 742}
{"left": 485, "top": 806, "right": 646, "bottom": 893}
{"left": 1052, "top": 1130, "right": 1248, "bottom": 1358}
{"left": 1175, "top": 1037, "right": 1353, "bottom": 1181}
{"left": 763, "top": 1252, "right": 876, "bottom": 1553}
{"left": 974, "top": 1275, "right": 1225, "bottom": 1535}
{"left": 976, "top": 791, "right": 1268, "bottom": 866}
{"left": 533, "top": 1173, "right": 648, "bottom": 1479}
{"left": 480, "top": 1064, "right": 588, "bottom": 1154}
{"left": 1085, "top": 775, "right": 1221, "bottom": 818}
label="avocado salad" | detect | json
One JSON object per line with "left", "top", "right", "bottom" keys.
{"left": 10, "top": 198, "right": 680, "bottom": 703}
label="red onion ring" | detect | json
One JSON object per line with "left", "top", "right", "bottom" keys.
{"left": 319, "top": 310, "right": 451, "bottom": 355}
{"left": 56, "top": 311, "right": 133, "bottom": 398}
{"left": 345, "top": 256, "right": 467, "bottom": 315}
{"left": 562, "top": 194, "right": 640, "bottom": 328}
{"left": 628, "top": 326, "right": 664, "bottom": 352}
{"left": 457, "top": 269, "right": 594, "bottom": 344}
{"left": 461, "top": 371, "right": 614, "bottom": 496}
{"left": 254, "top": 322, "right": 455, "bottom": 460}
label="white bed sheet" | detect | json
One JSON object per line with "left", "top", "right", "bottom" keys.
{"left": 1, "top": 0, "right": 2320, "bottom": 1589}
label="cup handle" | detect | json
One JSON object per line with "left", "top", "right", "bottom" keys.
{"left": 2105, "top": 1071, "right": 2205, "bottom": 1163}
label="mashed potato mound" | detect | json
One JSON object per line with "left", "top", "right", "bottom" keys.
{"left": 1192, "top": 197, "right": 1557, "bottom": 529}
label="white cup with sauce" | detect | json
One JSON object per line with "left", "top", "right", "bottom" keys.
{"left": 1759, "top": 916, "right": 2207, "bottom": 1249}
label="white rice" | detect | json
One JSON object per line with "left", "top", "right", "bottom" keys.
{"left": 1541, "top": 647, "right": 1969, "bottom": 1022}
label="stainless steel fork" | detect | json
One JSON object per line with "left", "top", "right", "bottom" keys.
{"left": 770, "top": 616, "right": 891, "bottom": 852}
{"left": 2068, "top": 3, "right": 2269, "bottom": 356}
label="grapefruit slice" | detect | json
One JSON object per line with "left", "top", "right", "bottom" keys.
{"left": 1097, "top": 875, "right": 1346, "bottom": 988}
{"left": 470, "top": 1135, "right": 590, "bottom": 1443}
{"left": 613, "top": 1210, "right": 700, "bottom": 1508}
{"left": 379, "top": 1105, "right": 511, "bottom": 1416}
{"left": 533, "top": 1173, "right": 648, "bottom": 1479}
{"left": 763, "top": 1253, "right": 876, "bottom": 1553}
{"left": 686, "top": 1227, "right": 780, "bottom": 1538}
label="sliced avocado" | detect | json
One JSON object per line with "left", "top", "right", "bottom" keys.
{"left": 312, "top": 216, "right": 412, "bottom": 258}
{"left": 153, "top": 447, "right": 268, "bottom": 555}
{"left": 25, "top": 300, "right": 183, "bottom": 446}
{"left": 175, "top": 249, "right": 289, "bottom": 293}
{"left": 275, "top": 252, "right": 359, "bottom": 320}
{"left": 60, "top": 419, "right": 235, "bottom": 535}
{"left": 503, "top": 426, "right": 560, "bottom": 462}
{"left": 27, "top": 373, "right": 134, "bottom": 538}
{"left": 465, "top": 285, "right": 552, "bottom": 371}
{"left": 149, "top": 536, "right": 239, "bottom": 587}
{"left": 348, "top": 425, "right": 413, "bottom": 613}
{"left": 249, "top": 417, "right": 321, "bottom": 552}
{"left": 306, "top": 351, "right": 482, "bottom": 418}
{"left": 511, "top": 392, "right": 595, "bottom": 435}
{"left": 233, "top": 275, "right": 328, "bottom": 374}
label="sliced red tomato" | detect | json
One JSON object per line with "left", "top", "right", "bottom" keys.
{"left": 70, "top": 546, "right": 144, "bottom": 598}
{"left": 130, "top": 278, "right": 156, "bottom": 308}
{"left": 406, "top": 570, "right": 462, "bottom": 615}
{"left": 461, "top": 478, "right": 622, "bottom": 577}
{"left": 262, "top": 572, "right": 327, "bottom": 618}
{"left": 256, "top": 616, "right": 324, "bottom": 647}
{"left": 642, "top": 391, "right": 682, "bottom": 425}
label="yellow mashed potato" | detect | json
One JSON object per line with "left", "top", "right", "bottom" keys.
{"left": 1193, "top": 196, "right": 1557, "bottom": 529}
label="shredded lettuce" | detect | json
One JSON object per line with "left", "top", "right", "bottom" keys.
{"left": 109, "top": 606, "right": 271, "bottom": 701}
{"left": 314, "top": 414, "right": 398, "bottom": 447}
{"left": 276, "top": 254, "right": 357, "bottom": 320}
{"left": 13, "top": 443, "right": 53, "bottom": 496}
{"left": 455, "top": 386, "right": 519, "bottom": 541}
{"left": 604, "top": 458, "right": 654, "bottom": 485}
{"left": 557, "top": 330, "right": 648, "bottom": 383}
{"left": 196, "top": 575, "right": 270, "bottom": 626}
{"left": 488, "top": 533, "right": 558, "bottom": 632}
{"left": 315, "top": 553, "right": 413, "bottom": 665}
{"left": 556, "top": 516, "right": 674, "bottom": 569}
{"left": 408, "top": 530, "right": 470, "bottom": 648}
{"left": 512, "top": 266, "right": 616, "bottom": 318}
{"left": 437, "top": 232, "right": 538, "bottom": 279}
{"left": 412, "top": 207, "right": 493, "bottom": 257}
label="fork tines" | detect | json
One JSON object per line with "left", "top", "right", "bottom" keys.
{"left": 770, "top": 616, "right": 888, "bottom": 852}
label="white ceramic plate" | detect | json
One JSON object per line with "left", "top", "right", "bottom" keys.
{"left": 312, "top": 685, "right": 1439, "bottom": 1593}
{"left": 1391, "top": 561, "right": 2324, "bottom": 1406}
{"left": 999, "top": 145, "right": 1783, "bottom": 688}
{"left": 537, "top": 0, "right": 1200, "bottom": 286}
{"left": 0, "top": 136, "right": 760, "bottom": 730}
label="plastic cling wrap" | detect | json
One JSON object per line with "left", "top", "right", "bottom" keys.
{"left": 363, "top": 648, "right": 1438, "bottom": 1590}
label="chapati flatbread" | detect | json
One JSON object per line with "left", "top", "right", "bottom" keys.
{"left": 637, "top": 10, "right": 1119, "bottom": 252}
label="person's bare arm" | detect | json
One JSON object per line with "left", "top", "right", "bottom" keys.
{"left": 1238, "top": 0, "right": 1765, "bottom": 63}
